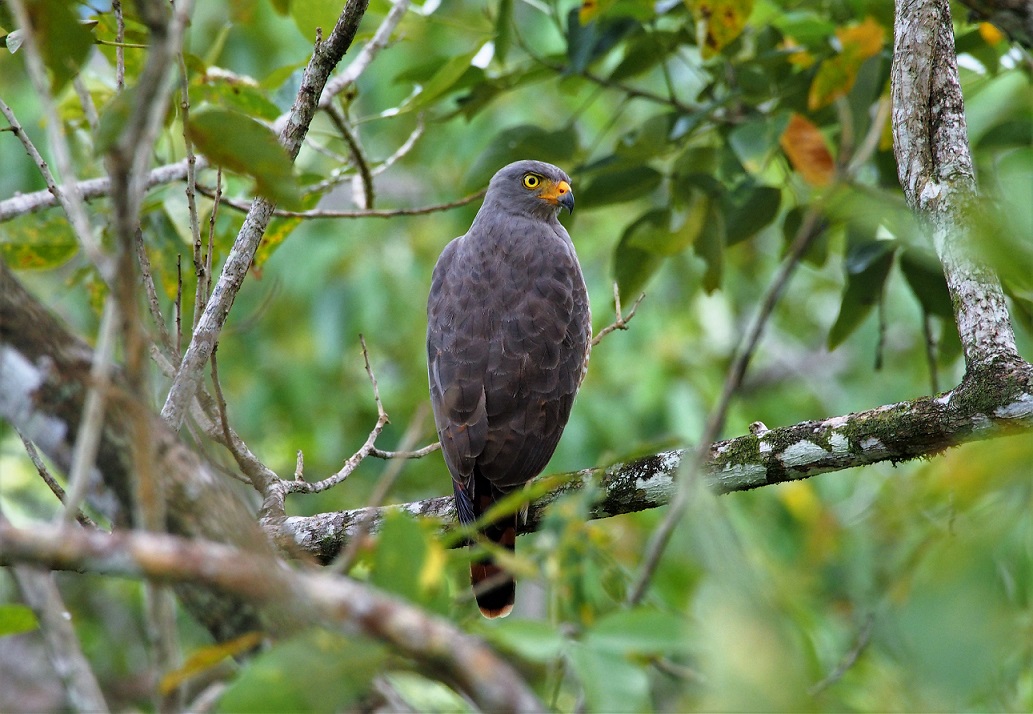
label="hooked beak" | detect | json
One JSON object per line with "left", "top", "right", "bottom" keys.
{"left": 541, "top": 179, "right": 575, "bottom": 214}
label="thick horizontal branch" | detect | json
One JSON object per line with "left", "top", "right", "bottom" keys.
{"left": 278, "top": 362, "right": 1033, "bottom": 563}
{"left": 0, "top": 523, "right": 543, "bottom": 713}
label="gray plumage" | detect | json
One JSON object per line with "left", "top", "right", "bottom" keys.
{"left": 427, "top": 160, "right": 591, "bottom": 617}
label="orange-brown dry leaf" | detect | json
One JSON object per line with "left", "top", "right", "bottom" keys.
{"left": 780, "top": 113, "right": 836, "bottom": 187}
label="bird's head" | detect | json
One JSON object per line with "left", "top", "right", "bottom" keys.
{"left": 486, "top": 160, "right": 575, "bottom": 218}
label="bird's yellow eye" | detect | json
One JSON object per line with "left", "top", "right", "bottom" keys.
{"left": 522, "top": 174, "right": 541, "bottom": 189}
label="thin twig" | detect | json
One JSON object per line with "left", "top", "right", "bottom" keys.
{"left": 282, "top": 335, "right": 389, "bottom": 495}
{"left": 318, "top": 0, "right": 412, "bottom": 108}
{"left": 370, "top": 441, "right": 440, "bottom": 459}
{"left": 136, "top": 230, "right": 177, "bottom": 357}
{"left": 8, "top": 554, "right": 110, "bottom": 712}
{"left": 921, "top": 310, "right": 941, "bottom": 393}
{"left": 15, "top": 429, "right": 96, "bottom": 528}
{"left": 331, "top": 403, "right": 430, "bottom": 573}
{"left": 809, "top": 613, "right": 876, "bottom": 695}
{"left": 72, "top": 77, "right": 100, "bottom": 132}
{"left": 371, "top": 115, "right": 424, "bottom": 176}
{"left": 63, "top": 295, "right": 120, "bottom": 524}
{"left": 627, "top": 205, "right": 825, "bottom": 605}
{"left": 193, "top": 186, "right": 487, "bottom": 219}
{"left": 113, "top": 0, "right": 126, "bottom": 91}
{"left": 324, "top": 103, "right": 375, "bottom": 209}
{"left": 592, "top": 282, "right": 645, "bottom": 347}
{"left": 160, "top": 0, "right": 372, "bottom": 432}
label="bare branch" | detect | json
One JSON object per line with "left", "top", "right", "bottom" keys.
{"left": 371, "top": 441, "right": 441, "bottom": 459}
{"left": 160, "top": 0, "right": 372, "bottom": 432}
{"left": 810, "top": 612, "right": 876, "bottom": 695}
{"left": 0, "top": 158, "right": 202, "bottom": 223}
{"left": 324, "top": 103, "right": 375, "bottom": 209}
{"left": 194, "top": 186, "right": 488, "bottom": 219}
{"left": 8, "top": 556, "right": 109, "bottom": 713}
{"left": 0, "top": 523, "right": 545, "bottom": 713}
{"left": 592, "top": 282, "right": 645, "bottom": 347}
{"left": 318, "top": 0, "right": 412, "bottom": 108}
{"left": 15, "top": 429, "right": 96, "bottom": 529}
{"left": 281, "top": 335, "right": 389, "bottom": 496}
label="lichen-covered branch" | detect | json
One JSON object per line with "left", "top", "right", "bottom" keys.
{"left": 0, "top": 523, "right": 544, "bottom": 714}
{"left": 277, "top": 367, "right": 1033, "bottom": 563}
{"left": 891, "top": 0, "right": 1020, "bottom": 370}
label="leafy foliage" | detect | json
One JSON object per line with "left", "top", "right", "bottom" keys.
{"left": 1, "top": 0, "right": 1031, "bottom": 712}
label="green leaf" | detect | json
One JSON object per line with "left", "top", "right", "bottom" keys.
{"left": 827, "top": 240, "right": 896, "bottom": 349}
{"left": 900, "top": 249, "right": 954, "bottom": 319}
{"left": 0, "top": 604, "right": 39, "bottom": 637}
{"left": 24, "top": 0, "right": 94, "bottom": 92}
{"left": 95, "top": 87, "right": 136, "bottom": 155}
{"left": 290, "top": 0, "right": 341, "bottom": 42}
{"left": 217, "top": 630, "right": 386, "bottom": 713}
{"left": 186, "top": 107, "right": 301, "bottom": 209}
{"left": 723, "top": 183, "right": 781, "bottom": 245}
{"left": 406, "top": 45, "right": 486, "bottom": 112}
{"left": 0, "top": 212, "right": 80, "bottom": 269}
{"left": 190, "top": 74, "right": 282, "bottom": 121}
{"left": 585, "top": 607, "right": 690, "bottom": 655}
{"left": 578, "top": 164, "right": 663, "bottom": 210}
{"left": 569, "top": 642, "right": 651, "bottom": 713}
{"left": 728, "top": 114, "right": 790, "bottom": 175}
{"left": 368, "top": 511, "right": 450, "bottom": 614}
{"left": 782, "top": 205, "right": 829, "bottom": 267}
{"left": 464, "top": 124, "right": 578, "bottom": 191}
{"left": 694, "top": 202, "right": 725, "bottom": 293}
{"left": 481, "top": 618, "right": 566, "bottom": 663}
{"left": 494, "top": 0, "right": 513, "bottom": 64}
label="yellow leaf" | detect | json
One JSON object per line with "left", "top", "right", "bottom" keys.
{"left": 809, "top": 17, "right": 886, "bottom": 110}
{"left": 686, "top": 0, "right": 754, "bottom": 59}
{"left": 780, "top": 36, "right": 815, "bottom": 69}
{"left": 160, "top": 631, "right": 263, "bottom": 694}
{"left": 978, "top": 21, "right": 1004, "bottom": 46}
{"left": 780, "top": 113, "right": 836, "bottom": 187}
{"left": 836, "top": 16, "right": 885, "bottom": 60}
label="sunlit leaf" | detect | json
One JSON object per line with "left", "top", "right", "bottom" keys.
{"left": 191, "top": 71, "right": 281, "bottom": 121}
{"left": 406, "top": 45, "right": 485, "bottom": 111}
{"left": 808, "top": 17, "right": 886, "bottom": 110}
{"left": 685, "top": 0, "right": 754, "bottom": 60}
{"left": 186, "top": 107, "right": 301, "bottom": 209}
{"left": 0, "top": 604, "right": 38, "bottom": 637}
{"left": 780, "top": 113, "right": 836, "bottom": 187}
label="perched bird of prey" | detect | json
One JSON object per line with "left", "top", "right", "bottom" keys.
{"left": 427, "top": 160, "right": 591, "bottom": 618}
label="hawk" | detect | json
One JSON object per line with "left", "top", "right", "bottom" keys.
{"left": 427, "top": 160, "right": 591, "bottom": 618}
